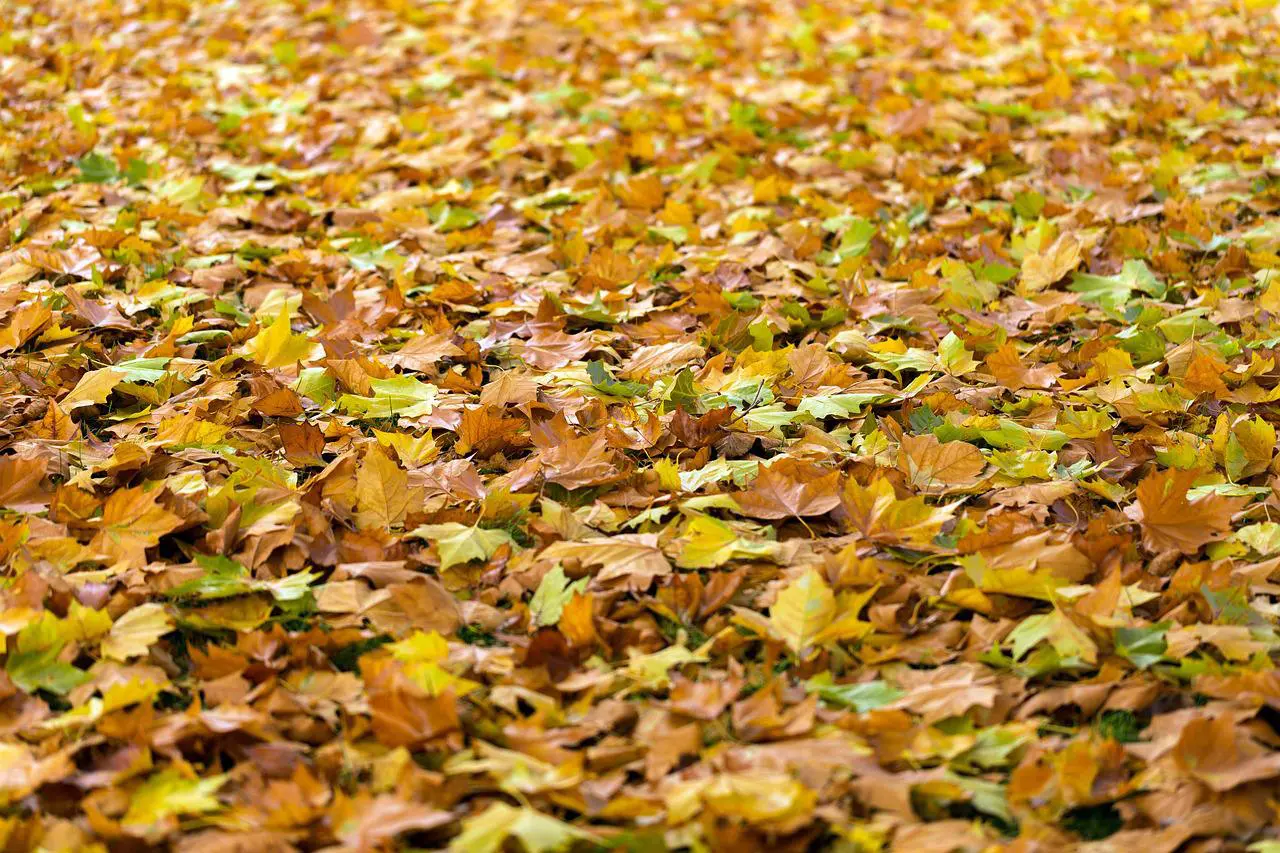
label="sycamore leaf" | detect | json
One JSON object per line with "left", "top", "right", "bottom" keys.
{"left": 412, "top": 523, "right": 515, "bottom": 571}
{"left": 89, "top": 487, "right": 184, "bottom": 569}
{"left": 450, "top": 802, "right": 600, "bottom": 853}
{"left": 6, "top": 646, "right": 89, "bottom": 695}
{"left": 768, "top": 570, "right": 835, "bottom": 655}
{"left": 1224, "top": 416, "right": 1274, "bottom": 481}
{"left": 102, "top": 603, "right": 173, "bottom": 661}
{"left": 732, "top": 457, "right": 841, "bottom": 519}
{"left": 897, "top": 433, "right": 986, "bottom": 493}
{"left": 340, "top": 375, "right": 440, "bottom": 419}
{"left": 842, "top": 476, "right": 957, "bottom": 549}
{"left": 1019, "top": 232, "right": 1082, "bottom": 293}
{"left": 529, "top": 564, "right": 589, "bottom": 626}
{"left": 985, "top": 343, "right": 1059, "bottom": 391}
{"left": 122, "top": 769, "right": 227, "bottom": 835}
{"left": 623, "top": 643, "right": 707, "bottom": 690}
{"left": 1126, "top": 468, "right": 1245, "bottom": 554}
{"left": 61, "top": 367, "right": 125, "bottom": 411}
{"left": 242, "top": 309, "right": 319, "bottom": 368}
{"left": 806, "top": 674, "right": 904, "bottom": 712}
{"left": 356, "top": 446, "right": 409, "bottom": 530}
{"left": 1005, "top": 608, "right": 1097, "bottom": 664}
{"left": 677, "top": 514, "right": 781, "bottom": 568}
{"left": 537, "top": 534, "right": 671, "bottom": 588}
{"left": 0, "top": 454, "right": 51, "bottom": 511}
{"left": 390, "top": 630, "right": 479, "bottom": 696}
{"left": 936, "top": 332, "right": 979, "bottom": 376}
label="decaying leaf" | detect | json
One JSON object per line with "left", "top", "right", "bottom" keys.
{"left": 4, "top": 0, "right": 1280, "bottom": 847}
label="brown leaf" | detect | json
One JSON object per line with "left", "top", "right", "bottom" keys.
{"left": 539, "top": 432, "right": 620, "bottom": 489}
{"left": 516, "top": 330, "right": 594, "bottom": 370}
{"left": 896, "top": 433, "right": 986, "bottom": 493}
{"left": 454, "top": 405, "right": 525, "bottom": 457}
{"left": 539, "top": 534, "right": 671, "bottom": 589}
{"left": 1126, "top": 468, "right": 1244, "bottom": 554}
{"left": 363, "top": 658, "right": 459, "bottom": 748}
{"left": 733, "top": 458, "right": 841, "bottom": 519}
{"left": 0, "top": 453, "right": 51, "bottom": 511}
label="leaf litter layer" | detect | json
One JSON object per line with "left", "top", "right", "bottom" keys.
{"left": 3, "top": 0, "right": 1280, "bottom": 849}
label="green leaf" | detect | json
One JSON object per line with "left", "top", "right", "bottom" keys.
{"left": 1115, "top": 622, "right": 1169, "bottom": 670}
{"left": 1069, "top": 260, "right": 1165, "bottom": 314}
{"left": 805, "top": 674, "right": 903, "bottom": 712}
{"left": 6, "top": 646, "right": 89, "bottom": 695}
{"left": 167, "top": 555, "right": 318, "bottom": 603}
{"left": 166, "top": 555, "right": 253, "bottom": 601}
{"left": 664, "top": 368, "right": 701, "bottom": 413}
{"left": 430, "top": 203, "right": 480, "bottom": 232}
{"left": 937, "top": 332, "right": 978, "bottom": 376}
{"left": 796, "top": 392, "right": 889, "bottom": 420}
{"left": 411, "top": 523, "right": 515, "bottom": 571}
{"left": 586, "top": 361, "right": 647, "bottom": 398}
{"left": 529, "top": 564, "right": 589, "bottom": 627}
{"left": 76, "top": 152, "right": 119, "bottom": 183}
{"left": 122, "top": 770, "right": 227, "bottom": 834}
{"left": 339, "top": 375, "right": 439, "bottom": 419}
{"left": 1013, "top": 190, "right": 1044, "bottom": 219}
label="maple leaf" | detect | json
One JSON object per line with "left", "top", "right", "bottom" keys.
{"left": 841, "top": 476, "right": 957, "bottom": 549}
{"left": 1019, "top": 232, "right": 1082, "bottom": 293}
{"left": 732, "top": 458, "right": 841, "bottom": 519}
{"left": 1125, "top": 468, "right": 1245, "bottom": 554}
{"left": 451, "top": 802, "right": 600, "bottom": 853}
{"left": 0, "top": 453, "right": 51, "bottom": 511}
{"left": 101, "top": 603, "right": 173, "bottom": 661}
{"left": 11, "top": 0, "right": 1280, "bottom": 845}
{"left": 538, "top": 431, "right": 620, "bottom": 489}
{"left": 356, "top": 446, "right": 409, "bottom": 529}
{"left": 411, "top": 523, "right": 515, "bottom": 571}
{"left": 0, "top": 303, "right": 52, "bottom": 352}
{"left": 89, "top": 487, "right": 184, "bottom": 568}
{"left": 334, "top": 795, "right": 453, "bottom": 850}
{"left": 677, "top": 515, "right": 781, "bottom": 568}
{"left": 455, "top": 405, "right": 525, "bottom": 457}
{"left": 1173, "top": 713, "right": 1280, "bottom": 792}
{"left": 60, "top": 367, "right": 125, "bottom": 411}
{"left": 515, "top": 330, "right": 594, "bottom": 370}
{"left": 897, "top": 433, "right": 987, "bottom": 493}
{"left": 766, "top": 570, "right": 835, "bottom": 655}
{"left": 529, "top": 564, "right": 589, "bottom": 626}
{"left": 538, "top": 534, "right": 671, "bottom": 589}
{"left": 242, "top": 308, "right": 319, "bottom": 369}
{"left": 363, "top": 656, "right": 461, "bottom": 748}
{"left": 122, "top": 769, "right": 227, "bottom": 837}
{"left": 984, "top": 343, "right": 1060, "bottom": 391}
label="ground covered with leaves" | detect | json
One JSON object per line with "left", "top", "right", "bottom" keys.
{"left": 5, "top": 0, "right": 1280, "bottom": 850}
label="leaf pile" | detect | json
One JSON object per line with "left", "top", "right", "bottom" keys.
{"left": 4, "top": 0, "right": 1280, "bottom": 850}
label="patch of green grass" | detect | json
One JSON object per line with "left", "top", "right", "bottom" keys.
{"left": 1062, "top": 803, "right": 1122, "bottom": 840}
{"left": 1096, "top": 709, "right": 1143, "bottom": 743}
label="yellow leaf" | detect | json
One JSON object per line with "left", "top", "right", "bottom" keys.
{"left": 101, "top": 603, "right": 172, "bottom": 661}
{"left": 356, "top": 446, "right": 409, "bottom": 530}
{"left": 1019, "top": 233, "right": 1082, "bottom": 294}
{"left": 122, "top": 769, "right": 226, "bottom": 836}
{"left": 61, "top": 368, "right": 125, "bottom": 411}
{"left": 242, "top": 309, "right": 318, "bottom": 369}
{"left": 0, "top": 303, "right": 52, "bottom": 353}
{"left": 768, "top": 570, "right": 835, "bottom": 655}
